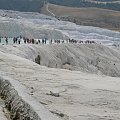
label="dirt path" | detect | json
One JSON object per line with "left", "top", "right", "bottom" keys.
{"left": 46, "top": 3, "right": 56, "bottom": 17}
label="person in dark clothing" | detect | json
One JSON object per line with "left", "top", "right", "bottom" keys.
{"left": 32, "top": 39, "right": 35, "bottom": 44}
{"left": 42, "top": 39, "right": 44, "bottom": 44}
{"left": 38, "top": 40, "right": 40, "bottom": 44}
{"left": 55, "top": 40, "right": 56, "bottom": 43}
{"left": 50, "top": 39, "right": 52, "bottom": 44}
{"left": 15, "top": 37, "right": 18, "bottom": 44}
{"left": 13, "top": 37, "right": 16, "bottom": 44}
{"left": 5, "top": 37, "right": 8, "bottom": 45}
{"left": 23, "top": 37, "right": 26, "bottom": 44}
{"left": 0, "top": 37, "right": 1, "bottom": 43}
{"left": 45, "top": 39, "right": 46, "bottom": 44}
{"left": 27, "top": 38, "right": 29, "bottom": 44}
{"left": 18, "top": 38, "right": 21, "bottom": 44}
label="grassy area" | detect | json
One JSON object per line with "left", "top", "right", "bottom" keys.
{"left": 42, "top": 3, "right": 120, "bottom": 31}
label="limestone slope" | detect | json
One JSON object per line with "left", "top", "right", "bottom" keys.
{"left": 0, "top": 10, "right": 120, "bottom": 45}
{"left": 0, "top": 44, "right": 120, "bottom": 77}
{"left": 0, "top": 45, "right": 120, "bottom": 120}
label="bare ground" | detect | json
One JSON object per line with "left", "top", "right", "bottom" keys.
{"left": 41, "top": 3, "right": 120, "bottom": 31}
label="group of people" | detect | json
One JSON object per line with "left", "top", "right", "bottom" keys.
{"left": 0, "top": 36, "right": 48, "bottom": 45}
{"left": 0, "top": 37, "right": 8, "bottom": 44}
{"left": 0, "top": 36, "right": 96, "bottom": 45}
{"left": 13, "top": 37, "right": 40, "bottom": 45}
{"left": 13, "top": 36, "right": 22, "bottom": 44}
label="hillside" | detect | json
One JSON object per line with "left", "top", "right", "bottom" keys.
{"left": 0, "top": 7, "right": 120, "bottom": 120}
{"left": 0, "top": 44, "right": 120, "bottom": 120}
{"left": 0, "top": 10, "right": 120, "bottom": 45}
{"left": 42, "top": 3, "right": 120, "bottom": 31}
{"left": 0, "top": 44, "right": 120, "bottom": 77}
{"left": 49, "top": 0, "right": 120, "bottom": 11}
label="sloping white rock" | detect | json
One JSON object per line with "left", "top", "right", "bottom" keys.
{"left": 0, "top": 10, "right": 120, "bottom": 45}
{"left": 0, "top": 44, "right": 120, "bottom": 77}
{"left": 0, "top": 44, "right": 120, "bottom": 120}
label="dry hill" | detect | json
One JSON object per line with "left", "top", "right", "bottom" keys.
{"left": 41, "top": 3, "right": 120, "bottom": 31}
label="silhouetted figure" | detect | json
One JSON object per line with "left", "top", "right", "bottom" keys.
{"left": 13, "top": 37, "right": 16, "bottom": 44}
{"left": 27, "top": 38, "right": 29, "bottom": 44}
{"left": 32, "top": 39, "right": 35, "bottom": 44}
{"left": 45, "top": 39, "right": 46, "bottom": 44}
{"left": 62, "top": 40, "right": 64, "bottom": 43}
{"left": 18, "top": 37, "right": 21, "bottom": 44}
{"left": 80, "top": 41, "right": 83, "bottom": 43}
{"left": 5, "top": 37, "right": 8, "bottom": 45}
{"left": 91, "top": 41, "right": 95, "bottom": 44}
{"left": 69, "top": 39, "right": 71, "bottom": 43}
{"left": 15, "top": 37, "right": 18, "bottom": 44}
{"left": 55, "top": 40, "right": 57, "bottom": 43}
{"left": 20, "top": 35, "right": 22, "bottom": 39}
{"left": 42, "top": 39, "right": 44, "bottom": 44}
{"left": 58, "top": 40, "right": 60, "bottom": 44}
{"left": 50, "top": 39, "right": 52, "bottom": 44}
{"left": 23, "top": 37, "right": 27, "bottom": 44}
{"left": 38, "top": 40, "right": 40, "bottom": 44}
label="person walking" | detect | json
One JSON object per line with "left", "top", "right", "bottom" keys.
{"left": 5, "top": 37, "right": 8, "bottom": 45}
{"left": 18, "top": 37, "right": 21, "bottom": 44}
{"left": 42, "top": 39, "right": 44, "bottom": 44}
{"left": 32, "top": 39, "right": 35, "bottom": 44}
{"left": 13, "top": 37, "right": 16, "bottom": 44}
{"left": 45, "top": 39, "right": 46, "bottom": 44}
{"left": 0, "top": 37, "right": 1, "bottom": 44}
{"left": 38, "top": 40, "right": 40, "bottom": 44}
{"left": 23, "top": 37, "right": 27, "bottom": 44}
{"left": 50, "top": 39, "right": 52, "bottom": 44}
{"left": 15, "top": 37, "right": 18, "bottom": 44}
